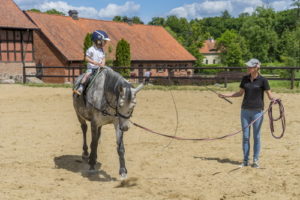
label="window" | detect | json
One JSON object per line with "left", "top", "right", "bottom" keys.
{"left": 0, "top": 29, "right": 34, "bottom": 62}
{"left": 213, "top": 59, "right": 216, "bottom": 64}
{"left": 205, "top": 59, "right": 208, "bottom": 64}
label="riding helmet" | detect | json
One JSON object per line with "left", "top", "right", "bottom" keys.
{"left": 92, "top": 30, "right": 110, "bottom": 42}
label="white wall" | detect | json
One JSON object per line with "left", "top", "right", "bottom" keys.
{"left": 202, "top": 54, "right": 221, "bottom": 65}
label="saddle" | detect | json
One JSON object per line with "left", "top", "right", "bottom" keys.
{"left": 74, "top": 68, "right": 103, "bottom": 97}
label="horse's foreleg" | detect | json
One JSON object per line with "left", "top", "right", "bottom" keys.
{"left": 88, "top": 122, "right": 101, "bottom": 170}
{"left": 81, "top": 123, "right": 89, "bottom": 161}
{"left": 115, "top": 127, "right": 127, "bottom": 178}
{"left": 76, "top": 114, "right": 89, "bottom": 161}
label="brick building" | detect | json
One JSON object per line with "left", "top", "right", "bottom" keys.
{"left": 0, "top": 0, "right": 38, "bottom": 77}
{"left": 1, "top": 0, "right": 196, "bottom": 83}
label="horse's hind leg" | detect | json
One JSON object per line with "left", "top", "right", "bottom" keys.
{"left": 76, "top": 114, "right": 89, "bottom": 161}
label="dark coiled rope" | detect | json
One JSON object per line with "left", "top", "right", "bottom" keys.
{"left": 268, "top": 99, "right": 286, "bottom": 139}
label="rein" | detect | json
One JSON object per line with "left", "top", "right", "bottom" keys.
{"left": 102, "top": 90, "right": 133, "bottom": 119}
{"left": 131, "top": 99, "right": 285, "bottom": 141}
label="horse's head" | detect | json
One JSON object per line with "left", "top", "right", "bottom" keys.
{"left": 117, "top": 83, "right": 144, "bottom": 131}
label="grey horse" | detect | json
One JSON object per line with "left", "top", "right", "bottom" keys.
{"left": 73, "top": 67, "right": 143, "bottom": 178}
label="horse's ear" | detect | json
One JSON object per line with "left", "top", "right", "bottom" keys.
{"left": 133, "top": 83, "right": 144, "bottom": 95}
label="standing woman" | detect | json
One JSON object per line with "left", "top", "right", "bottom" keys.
{"left": 218, "top": 59, "right": 276, "bottom": 168}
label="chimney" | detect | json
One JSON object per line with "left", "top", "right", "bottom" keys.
{"left": 68, "top": 10, "right": 78, "bottom": 20}
{"left": 126, "top": 18, "right": 133, "bottom": 25}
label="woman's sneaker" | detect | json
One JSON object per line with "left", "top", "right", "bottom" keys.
{"left": 239, "top": 160, "right": 249, "bottom": 167}
{"left": 252, "top": 160, "right": 259, "bottom": 168}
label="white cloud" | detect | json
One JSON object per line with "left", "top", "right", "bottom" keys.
{"left": 201, "top": 1, "right": 233, "bottom": 13}
{"left": 98, "top": 1, "right": 141, "bottom": 18}
{"left": 271, "top": 1, "right": 291, "bottom": 11}
{"left": 16, "top": 1, "right": 141, "bottom": 20}
{"left": 169, "top": 1, "right": 232, "bottom": 19}
{"left": 37, "top": 1, "right": 98, "bottom": 18}
{"left": 167, "top": 0, "right": 293, "bottom": 19}
{"left": 243, "top": 7, "right": 255, "bottom": 14}
{"left": 169, "top": 3, "right": 200, "bottom": 18}
{"left": 15, "top": 0, "right": 47, "bottom": 9}
{"left": 231, "top": 0, "right": 263, "bottom": 7}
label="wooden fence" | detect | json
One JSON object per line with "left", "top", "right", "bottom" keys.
{"left": 23, "top": 65, "right": 300, "bottom": 89}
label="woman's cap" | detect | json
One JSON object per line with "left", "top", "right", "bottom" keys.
{"left": 245, "top": 58, "right": 261, "bottom": 68}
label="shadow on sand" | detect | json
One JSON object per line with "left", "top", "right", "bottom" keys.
{"left": 193, "top": 156, "right": 241, "bottom": 165}
{"left": 194, "top": 156, "right": 243, "bottom": 173}
{"left": 54, "top": 155, "right": 117, "bottom": 182}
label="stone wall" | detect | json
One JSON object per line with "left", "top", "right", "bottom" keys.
{"left": 0, "top": 62, "right": 36, "bottom": 83}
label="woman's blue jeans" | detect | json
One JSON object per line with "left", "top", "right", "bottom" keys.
{"left": 241, "top": 109, "right": 264, "bottom": 162}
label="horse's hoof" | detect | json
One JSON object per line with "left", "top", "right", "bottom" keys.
{"left": 81, "top": 169, "right": 98, "bottom": 176}
{"left": 120, "top": 173, "right": 128, "bottom": 180}
{"left": 88, "top": 169, "right": 98, "bottom": 174}
{"left": 82, "top": 154, "right": 89, "bottom": 162}
{"left": 119, "top": 168, "right": 127, "bottom": 180}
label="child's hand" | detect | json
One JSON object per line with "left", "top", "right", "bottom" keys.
{"left": 94, "top": 62, "right": 104, "bottom": 67}
{"left": 99, "top": 62, "right": 105, "bottom": 67}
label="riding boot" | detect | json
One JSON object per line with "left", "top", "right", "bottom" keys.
{"left": 74, "top": 82, "right": 87, "bottom": 96}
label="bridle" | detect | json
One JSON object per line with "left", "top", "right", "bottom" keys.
{"left": 101, "top": 91, "right": 133, "bottom": 119}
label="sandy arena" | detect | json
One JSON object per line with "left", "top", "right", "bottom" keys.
{"left": 0, "top": 84, "right": 299, "bottom": 200}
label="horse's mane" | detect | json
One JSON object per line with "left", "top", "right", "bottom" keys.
{"left": 103, "top": 67, "right": 132, "bottom": 101}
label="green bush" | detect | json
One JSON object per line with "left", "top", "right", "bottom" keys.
{"left": 114, "top": 39, "right": 131, "bottom": 77}
{"left": 83, "top": 33, "right": 92, "bottom": 66}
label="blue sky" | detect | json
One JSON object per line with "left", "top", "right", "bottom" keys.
{"left": 15, "top": 0, "right": 295, "bottom": 23}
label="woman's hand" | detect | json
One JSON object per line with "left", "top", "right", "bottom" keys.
{"left": 218, "top": 94, "right": 227, "bottom": 98}
{"left": 271, "top": 97, "right": 279, "bottom": 104}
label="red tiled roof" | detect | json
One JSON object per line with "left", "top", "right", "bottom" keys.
{"left": 26, "top": 11, "right": 196, "bottom": 62}
{"left": 199, "top": 39, "right": 220, "bottom": 54}
{"left": 0, "top": 0, "right": 37, "bottom": 29}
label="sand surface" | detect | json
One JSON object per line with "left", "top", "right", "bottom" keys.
{"left": 0, "top": 84, "right": 299, "bottom": 200}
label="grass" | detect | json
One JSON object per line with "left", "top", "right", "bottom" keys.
{"left": 21, "top": 83, "right": 73, "bottom": 88}
{"left": 21, "top": 80, "right": 300, "bottom": 93}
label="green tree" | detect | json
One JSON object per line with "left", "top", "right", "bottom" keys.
{"left": 185, "top": 20, "right": 205, "bottom": 66}
{"left": 164, "top": 26, "right": 184, "bottom": 45}
{"left": 280, "top": 27, "right": 300, "bottom": 67}
{"left": 27, "top": 8, "right": 41, "bottom": 13}
{"left": 275, "top": 9, "right": 298, "bottom": 36}
{"left": 113, "top": 16, "right": 123, "bottom": 22}
{"left": 45, "top": 9, "right": 65, "bottom": 16}
{"left": 221, "top": 10, "right": 231, "bottom": 19}
{"left": 114, "top": 39, "right": 131, "bottom": 76}
{"left": 201, "top": 17, "right": 226, "bottom": 39}
{"left": 83, "top": 33, "right": 93, "bottom": 65}
{"left": 148, "top": 17, "right": 165, "bottom": 26}
{"left": 165, "top": 16, "right": 190, "bottom": 37}
{"left": 112, "top": 16, "right": 144, "bottom": 24}
{"left": 216, "top": 30, "right": 247, "bottom": 66}
{"left": 132, "top": 16, "right": 144, "bottom": 24}
{"left": 240, "top": 7, "right": 279, "bottom": 62}
{"left": 292, "top": 0, "right": 300, "bottom": 18}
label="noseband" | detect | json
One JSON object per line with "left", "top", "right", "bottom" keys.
{"left": 102, "top": 92, "right": 133, "bottom": 119}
